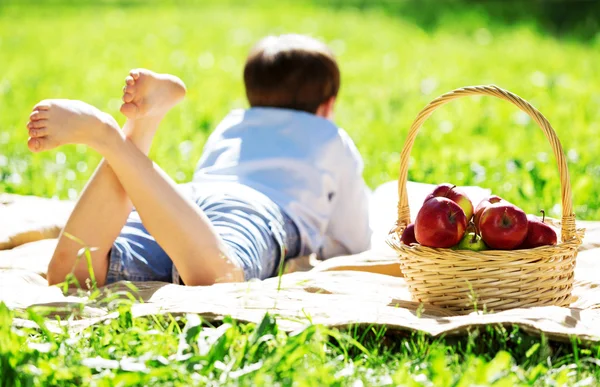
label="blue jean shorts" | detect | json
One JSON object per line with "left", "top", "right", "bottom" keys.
{"left": 105, "top": 183, "right": 301, "bottom": 285}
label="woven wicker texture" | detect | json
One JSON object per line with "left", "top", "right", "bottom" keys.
{"left": 388, "top": 85, "right": 585, "bottom": 314}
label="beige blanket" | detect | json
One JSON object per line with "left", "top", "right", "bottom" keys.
{"left": 2, "top": 182, "right": 600, "bottom": 342}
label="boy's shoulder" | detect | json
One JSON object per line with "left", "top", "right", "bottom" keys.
{"left": 216, "top": 107, "right": 342, "bottom": 140}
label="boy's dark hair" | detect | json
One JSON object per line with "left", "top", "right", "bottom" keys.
{"left": 243, "top": 34, "right": 340, "bottom": 114}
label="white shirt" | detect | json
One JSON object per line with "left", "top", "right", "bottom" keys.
{"left": 192, "top": 107, "right": 372, "bottom": 258}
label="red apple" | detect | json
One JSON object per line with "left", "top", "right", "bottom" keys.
{"left": 473, "top": 195, "right": 504, "bottom": 231}
{"left": 424, "top": 183, "right": 474, "bottom": 221}
{"left": 415, "top": 197, "right": 468, "bottom": 248}
{"left": 479, "top": 203, "right": 528, "bottom": 249}
{"left": 400, "top": 223, "right": 418, "bottom": 246}
{"left": 519, "top": 211, "right": 558, "bottom": 249}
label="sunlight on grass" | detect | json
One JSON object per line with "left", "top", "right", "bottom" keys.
{"left": 1, "top": 2, "right": 600, "bottom": 219}
{"left": 2, "top": 303, "right": 599, "bottom": 386}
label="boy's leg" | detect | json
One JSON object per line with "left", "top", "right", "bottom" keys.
{"left": 41, "top": 70, "right": 185, "bottom": 287}
{"left": 29, "top": 70, "right": 244, "bottom": 287}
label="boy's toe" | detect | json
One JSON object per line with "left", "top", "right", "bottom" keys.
{"left": 27, "top": 137, "right": 40, "bottom": 152}
{"left": 125, "top": 75, "right": 135, "bottom": 85}
{"left": 122, "top": 93, "right": 134, "bottom": 103}
{"left": 27, "top": 137, "right": 51, "bottom": 152}
{"left": 123, "top": 84, "right": 135, "bottom": 94}
{"left": 33, "top": 101, "right": 51, "bottom": 111}
{"left": 129, "top": 69, "right": 140, "bottom": 80}
{"left": 29, "top": 110, "right": 49, "bottom": 121}
{"left": 120, "top": 102, "right": 138, "bottom": 118}
{"left": 28, "top": 119, "right": 48, "bottom": 129}
{"left": 29, "top": 127, "right": 48, "bottom": 138}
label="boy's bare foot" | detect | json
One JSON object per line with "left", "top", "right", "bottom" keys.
{"left": 26, "top": 100, "right": 120, "bottom": 153}
{"left": 120, "top": 69, "right": 186, "bottom": 119}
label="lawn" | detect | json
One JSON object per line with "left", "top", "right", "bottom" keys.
{"left": 2, "top": 0, "right": 600, "bottom": 385}
{"left": 2, "top": 0, "right": 600, "bottom": 219}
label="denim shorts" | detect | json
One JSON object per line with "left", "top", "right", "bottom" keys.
{"left": 105, "top": 183, "right": 301, "bottom": 285}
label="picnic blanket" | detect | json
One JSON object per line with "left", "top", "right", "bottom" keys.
{"left": 2, "top": 181, "right": 600, "bottom": 342}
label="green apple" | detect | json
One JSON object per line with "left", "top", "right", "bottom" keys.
{"left": 454, "top": 232, "right": 488, "bottom": 251}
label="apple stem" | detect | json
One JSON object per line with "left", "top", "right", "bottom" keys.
{"left": 466, "top": 221, "right": 477, "bottom": 236}
{"left": 464, "top": 222, "right": 478, "bottom": 243}
{"left": 470, "top": 233, "right": 477, "bottom": 244}
{"left": 445, "top": 185, "right": 457, "bottom": 198}
{"left": 540, "top": 209, "right": 546, "bottom": 222}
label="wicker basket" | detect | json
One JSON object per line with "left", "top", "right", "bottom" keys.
{"left": 387, "top": 85, "right": 585, "bottom": 314}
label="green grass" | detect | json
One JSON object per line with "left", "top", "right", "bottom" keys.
{"left": 2, "top": 1, "right": 600, "bottom": 385}
{"left": 2, "top": 301, "right": 600, "bottom": 386}
{"left": 1, "top": 1, "right": 600, "bottom": 219}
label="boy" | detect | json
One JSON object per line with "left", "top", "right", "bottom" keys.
{"left": 27, "top": 34, "right": 371, "bottom": 287}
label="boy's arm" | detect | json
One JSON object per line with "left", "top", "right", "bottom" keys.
{"left": 320, "top": 131, "right": 372, "bottom": 258}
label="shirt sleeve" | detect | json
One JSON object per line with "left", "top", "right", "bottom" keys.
{"left": 319, "top": 129, "right": 372, "bottom": 258}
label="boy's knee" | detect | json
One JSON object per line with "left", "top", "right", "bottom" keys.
{"left": 47, "top": 248, "right": 108, "bottom": 287}
{"left": 46, "top": 252, "right": 69, "bottom": 286}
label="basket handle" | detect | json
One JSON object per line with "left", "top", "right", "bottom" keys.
{"left": 396, "top": 85, "right": 576, "bottom": 242}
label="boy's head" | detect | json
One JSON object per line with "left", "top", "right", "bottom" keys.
{"left": 244, "top": 34, "right": 339, "bottom": 118}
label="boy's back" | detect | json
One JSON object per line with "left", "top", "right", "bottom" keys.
{"left": 193, "top": 106, "right": 371, "bottom": 258}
